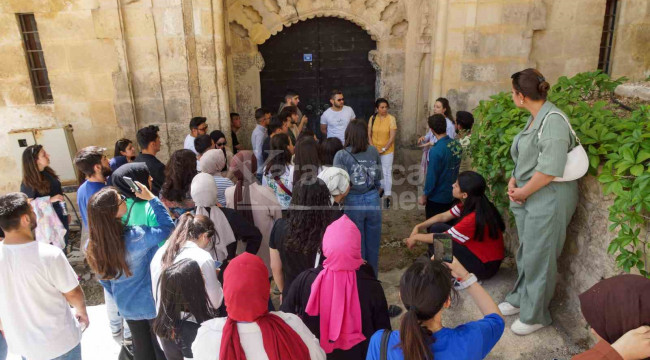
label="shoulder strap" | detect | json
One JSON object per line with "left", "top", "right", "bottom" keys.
{"left": 274, "top": 176, "right": 292, "bottom": 196}
{"left": 344, "top": 149, "right": 362, "bottom": 165}
{"left": 371, "top": 114, "right": 377, "bottom": 129}
{"left": 380, "top": 330, "right": 392, "bottom": 360}
{"left": 537, "top": 111, "right": 581, "bottom": 145}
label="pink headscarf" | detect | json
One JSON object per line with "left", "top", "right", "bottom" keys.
{"left": 305, "top": 215, "right": 365, "bottom": 353}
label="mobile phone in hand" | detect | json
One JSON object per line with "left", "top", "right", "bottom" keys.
{"left": 433, "top": 234, "right": 453, "bottom": 263}
{"left": 123, "top": 176, "right": 141, "bottom": 193}
{"left": 214, "top": 260, "right": 223, "bottom": 269}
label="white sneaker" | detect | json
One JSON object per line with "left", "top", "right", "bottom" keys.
{"left": 511, "top": 319, "right": 545, "bottom": 336}
{"left": 498, "top": 302, "right": 520, "bottom": 316}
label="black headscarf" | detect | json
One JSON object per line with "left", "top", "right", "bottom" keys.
{"left": 111, "top": 162, "right": 151, "bottom": 200}
{"left": 210, "top": 130, "right": 228, "bottom": 172}
{"left": 579, "top": 274, "right": 650, "bottom": 343}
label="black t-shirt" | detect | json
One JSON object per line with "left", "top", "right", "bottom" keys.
{"left": 133, "top": 153, "right": 166, "bottom": 196}
{"left": 269, "top": 218, "right": 321, "bottom": 298}
{"left": 231, "top": 130, "right": 240, "bottom": 155}
{"left": 20, "top": 171, "right": 62, "bottom": 199}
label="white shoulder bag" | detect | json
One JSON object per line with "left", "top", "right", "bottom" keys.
{"left": 537, "top": 111, "right": 589, "bottom": 182}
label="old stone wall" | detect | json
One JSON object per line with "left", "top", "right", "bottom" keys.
{"left": 609, "top": 0, "right": 650, "bottom": 80}
{"left": 0, "top": 0, "right": 127, "bottom": 193}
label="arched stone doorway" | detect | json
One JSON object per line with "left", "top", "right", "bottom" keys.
{"left": 258, "top": 17, "right": 377, "bottom": 134}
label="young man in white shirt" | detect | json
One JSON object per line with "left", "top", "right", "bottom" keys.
{"left": 184, "top": 117, "right": 209, "bottom": 154}
{"left": 0, "top": 193, "right": 89, "bottom": 360}
{"left": 320, "top": 89, "right": 356, "bottom": 144}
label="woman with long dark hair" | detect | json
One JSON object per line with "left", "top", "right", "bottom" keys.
{"left": 418, "top": 97, "right": 457, "bottom": 179}
{"left": 366, "top": 257, "right": 504, "bottom": 360}
{"left": 20, "top": 145, "right": 69, "bottom": 249}
{"left": 87, "top": 184, "right": 174, "bottom": 360}
{"left": 150, "top": 213, "right": 223, "bottom": 321}
{"left": 368, "top": 98, "right": 397, "bottom": 209}
{"left": 225, "top": 151, "right": 281, "bottom": 273}
{"left": 152, "top": 259, "right": 220, "bottom": 360}
{"left": 293, "top": 137, "right": 322, "bottom": 184}
{"left": 269, "top": 176, "right": 337, "bottom": 299}
{"left": 333, "top": 119, "right": 382, "bottom": 276}
{"left": 160, "top": 149, "right": 197, "bottom": 218}
{"left": 281, "top": 215, "right": 390, "bottom": 360}
{"left": 319, "top": 137, "right": 343, "bottom": 168}
{"left": 405, "top": 171, "right": 505, "bottom": 280}
{"left": 501, "top": 68, "right": 579, "bottom": 335}
{"left": 110, "top": 138, "right": 137, "bottom": 172}
{"left": 263, "top": 133, "right": 295, "bottom": 210}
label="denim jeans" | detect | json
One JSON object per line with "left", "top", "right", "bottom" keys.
{"left": 105, "top": 289, "right": 131, "bottom": 340}
{"left": 22, "top": 343, "right": 81, "bottom": 360}
{"left": 344, "top": 189, "right": 382, "bottom": 276}
{"left": 0, "top": 331, "right": 6, "bottom": 360}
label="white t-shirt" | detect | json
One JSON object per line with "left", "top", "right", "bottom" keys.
{"left": 0, "top": 241, "right": 81, "bottom": 360}
{"left": 320, "top": 106, "right": 356, "bottom": 143}
{"left": 150, "top": 241, "right": 224, "bottom": 312}
{"left": 184, "top": 134, "right": 197, "bottom": 154}
{"left": 192, "top": 311, "right": 326, "bottom": 360}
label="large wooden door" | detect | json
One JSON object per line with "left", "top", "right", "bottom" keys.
{"left": 259, "top": 17, "right": 377, "bottom": 138}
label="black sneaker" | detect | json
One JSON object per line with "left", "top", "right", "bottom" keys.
{"left": 384, "top": 197, "right": 391, "bottom": 209}
{"left": 388, "top": 305, "right": 403, "bottom": 318}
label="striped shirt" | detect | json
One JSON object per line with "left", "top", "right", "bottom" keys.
{"left": 213, "top": 176, "right": 234, "bottom": 207}
{"left": 446, "top": 204, "right": 504, "bottom": 263}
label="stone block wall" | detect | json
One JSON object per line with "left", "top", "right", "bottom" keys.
{"left": 0, "top": 0, "right": 126, "bottom": 193}
{"left": 610, "top": 0, "right": 650, "bottom": 80}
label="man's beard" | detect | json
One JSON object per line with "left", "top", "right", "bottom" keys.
{"left": 102, "top": 166, "right": 113, "bottom": 178}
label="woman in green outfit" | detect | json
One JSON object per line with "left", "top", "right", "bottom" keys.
{"left": 498, "top": 68, "right": 579, "bottom": 335}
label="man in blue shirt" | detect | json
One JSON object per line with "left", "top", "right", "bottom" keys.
{"left": 74, "top": 146, "right": 111, "bottom": 227}
{"left": 419, "top": 114, "right": 461, "bottom": 219}
{"left": 251, "top": 107, "right": 271, "bottom": 183}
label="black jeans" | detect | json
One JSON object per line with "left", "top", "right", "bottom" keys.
{"left": 425, "top": 200, "right": 454, "bottom": 219}
{"left": 125, "top": 319, "right": 166, "bottom": 360}
{"left": 427, "top": 223, "right": 501, "bottom": 280}
{"left": 159, "top": 320, "right": 201, "bottom": 360}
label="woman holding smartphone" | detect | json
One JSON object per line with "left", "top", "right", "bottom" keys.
{"left": 86, "top": 182, "right": 174, "bottom": 360}
{"left": 404, "top": 171, "right": 505, "bottom": 282}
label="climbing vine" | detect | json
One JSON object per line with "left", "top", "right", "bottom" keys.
{"left": 469, "top": 71, "right": 650, "bottom": 276}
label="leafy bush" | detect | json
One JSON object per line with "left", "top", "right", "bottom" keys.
{"left": 470, "top": 71, "right": 650, "bottom": 275}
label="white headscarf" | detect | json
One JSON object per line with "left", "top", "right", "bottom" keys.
{"left": 318, "top": 167, "right": 350, "bottom": 204}
{"left": 191, "top": 173, "right": 236, "bottom": 261}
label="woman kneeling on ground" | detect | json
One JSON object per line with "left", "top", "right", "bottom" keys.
{"left": 405, "top": 171, "right": 505, "bottom": 281}
{"left": 366, "top": 257, "right": 505, "bottom": 360}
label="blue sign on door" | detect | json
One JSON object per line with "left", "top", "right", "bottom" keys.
{"left": 303, "top": 53, "right": 313, "bottom": 62}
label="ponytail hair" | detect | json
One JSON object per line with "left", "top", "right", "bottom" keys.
{"left": 457, "top": 171, "right": 505, "bottom": 241}
{"left": 399, "top": 258, "right": 454, "bottom": 360}
{"left": 161, "top": 213, "right": 215, "bottom": 269}
{"left": 511, "top": 68, "right": 550, "bottom": 101}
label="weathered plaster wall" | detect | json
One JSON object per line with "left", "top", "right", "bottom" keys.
{"left": 0, "top": 0, "right": 126, "bottom": 193}
{"left": 530, "top": 0, "right": 606, "bottom": 84}
{"left": 610, "top": 0, "right": 650, "bottom": 80}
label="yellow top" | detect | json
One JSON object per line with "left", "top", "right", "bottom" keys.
{"left": 369, "top": 114, "right": 397, "bottom": 155}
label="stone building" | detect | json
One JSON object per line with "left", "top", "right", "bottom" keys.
{"left": 0, "top": 0, "right": 648, "bottom": 192}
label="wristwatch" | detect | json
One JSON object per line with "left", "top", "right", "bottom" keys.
{"left": 381, "top": 147, "right": 386, "bottom": 152}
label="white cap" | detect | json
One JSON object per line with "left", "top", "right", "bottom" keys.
{"left": 317, "top": 167, "right": 350, "bottom": 203}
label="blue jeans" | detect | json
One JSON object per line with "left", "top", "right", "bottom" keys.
{"left": 105, "top": 289, "right": 131, "bottom": 340}
{"left": 0, "top": 331, "right": 7, "bottom": 360}
{"left": 22, "top": 343, "right": 81, "bottom": 360}
{"left": 344, "top": 190, "right": 382, "bottom": 276}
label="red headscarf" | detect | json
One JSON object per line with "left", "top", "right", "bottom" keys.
{"left": 219, "top": 252, "right": 310, "bottom": 360}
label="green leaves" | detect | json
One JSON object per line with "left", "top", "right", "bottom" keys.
{"left": 472, "top": 71, "right": 649, "bottom": 278}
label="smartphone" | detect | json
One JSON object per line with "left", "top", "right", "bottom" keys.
{"left": 214, "top": 260, "right": 223, "bottom": 269}
{"left": 433, "top": 234, "right": 453, "bottom": 263}
{"left": 123, "top": 176, "right": 141, "bottom": 194}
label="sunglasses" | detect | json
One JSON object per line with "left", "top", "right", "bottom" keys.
{"left": 216, "top": 141, "right": 227, "bottom": 146}
{"left": 336, "top": 98, "right": 345, "bottom": 102}
{"left": 198, "top": 125, "right": 208, "bottom": 131}
{"left": 118, "top": 194, "right": 126, "bottom": 206}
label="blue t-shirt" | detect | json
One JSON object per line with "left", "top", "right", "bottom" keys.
{"left": 366, "top": 314, "right": 504, "bottom": 360}
{"left": 77, "top": 180, "right": 106, "bottom": 226}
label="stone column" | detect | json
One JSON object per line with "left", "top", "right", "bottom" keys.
{"left": 428, "top": 0, "right": 448, "bottom": 115}
{"left": 212, "top": 0, "right": 231, "bottom": 144}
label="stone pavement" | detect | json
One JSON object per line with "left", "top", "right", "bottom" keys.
{"left": 379, "top": 260, "right": 588, "bottom": 360}
{"left": 6, "top": 305, "right": 121, "bottom": 360}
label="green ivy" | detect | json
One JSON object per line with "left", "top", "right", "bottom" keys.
{"left": 469, "top": 71, "right": 650, "bottom": 276}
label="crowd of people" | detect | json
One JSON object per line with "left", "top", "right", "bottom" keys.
{"left": 0, "top": 69, "right": 649, "bottom": 360}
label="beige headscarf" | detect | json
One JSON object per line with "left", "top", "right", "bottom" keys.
{"left": 191, "top": 173, "right": 236, "bottom": 261}
{"left": 199, "top": 149, "right": 227, "bottom": 176}
{"left": 318, "top": 167, "right": 350, "bottom": 204}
